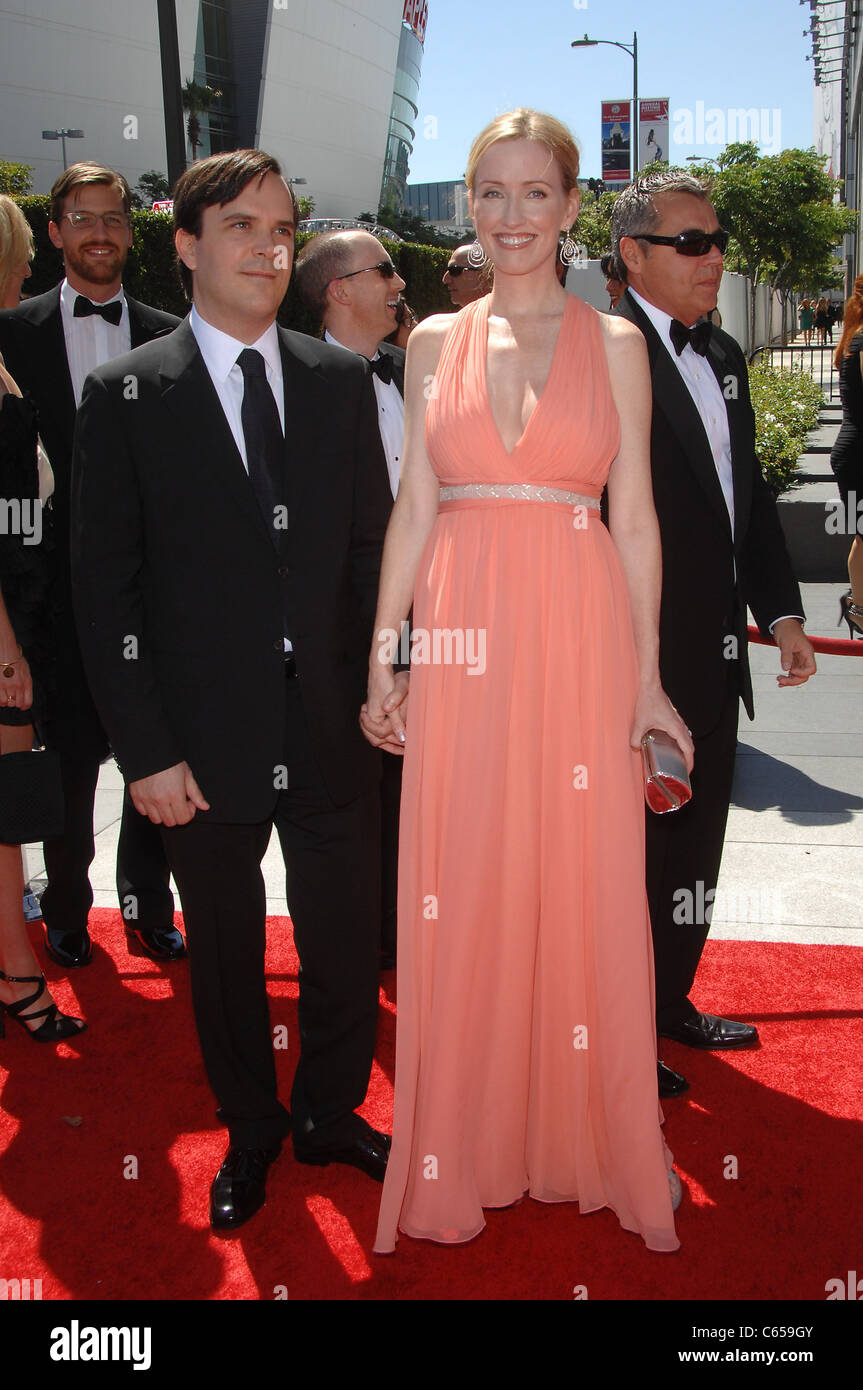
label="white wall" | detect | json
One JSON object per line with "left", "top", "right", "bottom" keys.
{"left": 257, "top": 0, "right": 405, "bottom": 218}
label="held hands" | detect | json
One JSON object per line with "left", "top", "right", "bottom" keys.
{"left": 630, "top": 684, "right": 695, "bottom": 775}
{"left": 0, "top": 655, "right": 33, "bottom": 712}
{"left": 771, "top": 619, "right": 817, "bottom": 687}
{"left": 129, "top": 761, "right": 210, "bottom": 826}
{"left": 360, "top": 668, "right": 410, "bottom": 754}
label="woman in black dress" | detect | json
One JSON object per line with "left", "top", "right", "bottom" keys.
{"left": 0, "top": 194, "right": 85, "bottom": 1041}
{"left": 831, "top": 273, "right": 863, "bottom": 637}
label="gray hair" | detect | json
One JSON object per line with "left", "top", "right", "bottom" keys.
{"left": 610, "top": 171, "right": 711, "bottom": 283}
{"left": 293, "top": 229, "right": 369, "bottom": 320}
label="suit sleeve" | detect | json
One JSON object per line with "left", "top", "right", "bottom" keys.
{"left": 734, "top": 344, "right": 805, "bottom": 635}
{"left": 71, "top": 370, "right": 184, "bottom": 782}
{"left": 349, "top": 362, "right": 391, "bottom": 639}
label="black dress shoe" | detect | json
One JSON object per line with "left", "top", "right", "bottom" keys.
{"left": 660, "top": 1011, "right": 759, "bottom": 1051}
{"left": 294, "top": 1127, "right": 391, "bottom": 1182}
{"left": 658, "top": 1059, "right": 689, "bottom": 1097}
{"left": 43, "top": 926, "right": 92, "bottom": 969}
{"left": 209, "top": 1142, "right": 281, "bottom": 1233}
{"left": 125, "top": 923, "right": 187, "bottom": 961}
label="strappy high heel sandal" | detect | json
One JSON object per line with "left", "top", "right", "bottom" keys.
{"left": 0, "top": 970, "right": 86, "bottom": 1042}
{"left": 839, "top": 590, "right": 863, "bottom": 638}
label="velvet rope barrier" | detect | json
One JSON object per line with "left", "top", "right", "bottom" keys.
{"left": 747, "top": 624, "right": 863, "bottom": 657}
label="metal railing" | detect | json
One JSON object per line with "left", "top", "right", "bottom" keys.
{"left": 749, "top": 341, "right": 839, "bottom": 403}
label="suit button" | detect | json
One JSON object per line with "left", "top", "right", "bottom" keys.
{"left": 278, "top": 565, "right": 289, "bottom": 578}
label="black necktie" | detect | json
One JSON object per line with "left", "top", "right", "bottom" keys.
{"left": 236, "top": 349, "right": 286, "bottom": 550}
{"left": 73, "top": 295, "right": 123, "bottom": 326}
{"left": 669, "top": 318, "right": 712, "bottom": 357}
{"left": 369, "top": 353, "right": 393, "bottom": 384}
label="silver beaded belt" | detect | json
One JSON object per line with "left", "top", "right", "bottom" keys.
{"left": 439, "top": 483, "right": 600, "bottom": 509}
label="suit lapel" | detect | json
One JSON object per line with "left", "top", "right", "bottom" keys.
{"left": 158, "top": 320, "right": 275, "bottom": 551}
{"left": 379, "top": 343, "right": 405, "bottom": 399}
{"left": 34, "top": 288, "right": 77, "bottom": 444}
{"left": 618, "top": 291, "right": 731, "bottom": 535}
{"left": 705, "top": 334, "right": 753, "bottom": 545}
{"left": 278, "top": 328, "right": 330, "bottom": 529}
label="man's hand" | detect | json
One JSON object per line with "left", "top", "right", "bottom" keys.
{"left": 772, "top": 618, "right": 816, "bottom": 687}
{"left": 361, "top": 670, "right": 410, "bottom": 754}
{"left": 129, "top": 761, "right": 210, "bottom": 826}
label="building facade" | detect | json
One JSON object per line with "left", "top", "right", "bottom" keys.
{"left": 809, "top": 0, "right": 863, "bottom": 289}
{"left": 1, "top": 0, "right": 420, "bottom": 220}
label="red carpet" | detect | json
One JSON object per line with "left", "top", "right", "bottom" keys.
{"left": 0, "top": 909, "right": 860, "bottom": 1301}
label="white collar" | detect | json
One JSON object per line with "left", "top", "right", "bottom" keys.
{"left": 60, "top": 278, "right": 125, "bottom": 313}
{"left": 323, "top": 328, "right": 383, "bottom": 362}
{"left": 190, "top": 305, "right": 282, "bottom": 383}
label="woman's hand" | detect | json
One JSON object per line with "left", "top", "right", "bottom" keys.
{"left": 629, "top": 683, "right": 694, "bottom": 774}
{"left": 360, "top": 667, "right": 410, "bottom": 754}
{"left": 0, "top": 653, "right": 33, "bottom": 713}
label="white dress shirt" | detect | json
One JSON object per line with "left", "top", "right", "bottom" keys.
{"left": 324, "top": 330, "right": 403, "bottom": 498}
{"left": 189, "top": 306, "right": 284, "bottom": 470}
{"left": 60, "top": 278, "right": 130, "bottom": 406}
{"left": 630, "top": 289, "right": 735, "bottom": 532}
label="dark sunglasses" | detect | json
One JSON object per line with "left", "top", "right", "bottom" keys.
{"left": 445, "top": 263, "right": 475, "bottom": 277}
{"left": 333, "top": 260, "right": 396, "bottom": 281}
{"left": 634, "top": 228, "right": 729, "bottom": 257}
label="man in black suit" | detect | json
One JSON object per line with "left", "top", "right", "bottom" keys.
{"left": 294, "top": 228, "right": 405, "bottom": 970}
{"left": 71, "top": 150, "right": 393, "bottom": 1231}
{"left": 610, "top": 173, "right": 816, "bottom": 1096}
{"left": 0, "top": 162, "right": 181, "bottom": 968}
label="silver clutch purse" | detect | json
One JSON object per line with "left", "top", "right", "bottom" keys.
{"left": 641, "top": 729, "right": 692, "bottom": 814}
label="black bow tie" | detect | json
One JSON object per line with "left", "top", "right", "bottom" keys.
{"left": 669, "top": 318, "right": 712, "bottom": 357}
{"left": 369, "top": 353, "right": 393, "bottom": 384}
{"left": 73, "top": 295, "right": 123, "bottom": 326}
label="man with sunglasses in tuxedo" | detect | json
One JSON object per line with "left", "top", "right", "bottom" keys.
{"left": 0, "top": 162, "right": 180, "bottom": 970}
{"left": 610, "top": 173, "right": 815, "bottom": 1097}
{"left": 442, "top": 243, "right": 491, "bottom": 310}
{"left": 295, "top": 229, "right": 406, "bottom": 971}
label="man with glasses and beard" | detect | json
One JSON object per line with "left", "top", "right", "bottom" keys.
{"left": 442, "top": 243, "right": 491, "bottom": 310}
{"left": 0, "top": 162, "right": 180, "bottom": 971}
{"left": 610, "top": 173, "right": 815, "bottom": 1098}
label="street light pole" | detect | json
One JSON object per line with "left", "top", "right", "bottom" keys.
{"left": 41, "top": 128, "right": 85, "bottom": 170}
{"left": 572, "top": 31, "right": 640, "bottom": 181}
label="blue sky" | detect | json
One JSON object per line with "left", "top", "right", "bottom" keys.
{"left": 407, "top": 0, "right": 816, "bottom": 185}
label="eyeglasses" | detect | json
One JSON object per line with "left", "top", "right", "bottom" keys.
{"left": 445, "top": 263, "right": 475, "bottom": 277}
{"left": 62, "top": 211, "right": 130, "bottom": 231}
{"left": 333, "top": 260, "right": 396, "bottom": 281}
{"left": 634, "top": 228, "right": 729, "bottom": 257}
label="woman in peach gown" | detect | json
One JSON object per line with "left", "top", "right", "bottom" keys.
{"left": 362, "top": 110, "right": 693, "bottom": 1254}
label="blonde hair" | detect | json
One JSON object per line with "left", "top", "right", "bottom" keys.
{"left": 0, "top": 194, "right": 34, "bottom": 304}
{"left": 465, "top": 108, "right": 580, "bottom": 194}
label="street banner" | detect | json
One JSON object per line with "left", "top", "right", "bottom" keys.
{"left": 639, "top": 98, "right": 670, "bottom": 169}
{"left": 601, "top": 100, "right": 631, "bottom": 184}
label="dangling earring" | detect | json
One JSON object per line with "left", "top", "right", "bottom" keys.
{"left": 559, "top": 228, "right": 579, "bottom": 267}
{"left": 467, "top": 239, "right": 487, "bottom": 268}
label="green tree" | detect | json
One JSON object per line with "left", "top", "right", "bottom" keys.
{"left": 0, "top": 160, "right": 34, "bottom": 196}
{"left": 574, "top": 190, "right": 619, "bottom": 260}
{"left": 131, "top": 169, "right": 171, "bottom": 210}
{"left": 182, "top": 79, "right": 221, "bottom": 162}
{"left": 709, "top": 143, "right": 855, "bottom": 348}
{"left": 296, "top": 194, "right": 315, "bottom": 222}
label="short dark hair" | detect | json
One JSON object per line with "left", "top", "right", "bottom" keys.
{"left": 599, "top": 253, "right": 615, "bottom": 278}
{"left": 294, "top": 230, "right": 368, "bottom": 320}
{"left": 172, "top": 149, "right": 297, "bottom": 299}
{"left": 611, "top": 171, "right": 710, "bottom": 285}
{"left": 50, "top": 162, "right": 132, "bottom": 226}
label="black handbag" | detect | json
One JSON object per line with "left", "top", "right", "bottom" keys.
{"left": 0, "top": 747, "right": 64, "bottom": 844}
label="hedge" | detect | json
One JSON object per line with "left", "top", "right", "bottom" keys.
{"left": 14, "top": 196, "right": 454, "bottom": 329}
